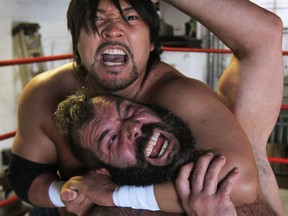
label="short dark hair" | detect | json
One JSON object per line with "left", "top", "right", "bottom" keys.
{"left": 67, "top": 0, "right": 161, "bottom": 80}
{"left": 54, "top": 91, "right": 103, "bottom": 169}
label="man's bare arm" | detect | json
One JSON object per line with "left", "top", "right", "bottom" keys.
{"left": 151, "top": 0, "right": 283, "bottom": 212}
{"left": 161, "top": 0, "right": 284, "bottom": 215}
{"left": 10, "top": 73, "right": 62, "bottom": 207}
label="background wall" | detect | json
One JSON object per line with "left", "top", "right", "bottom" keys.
{"left": 0, "top": 0, "right": 287, "bottom": 151}
{"left": 0, "top": 0, "right": 71, "bottom": 149}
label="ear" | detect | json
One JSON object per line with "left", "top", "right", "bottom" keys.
{"left": 96, "top": 168, "right": 111, "bottom": 176}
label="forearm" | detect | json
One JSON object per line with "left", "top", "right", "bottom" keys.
{"left": 28, "top": 173, "right": 61, "bottom": 207}
{"left": 154, "top": 183, "right": 184, "bottom": 213}
{"left": 7, "top": 153, "right": 61, "bottom": 207}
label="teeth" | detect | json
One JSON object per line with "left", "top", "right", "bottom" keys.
{"left": 145, "top": 132, "right": 168, "bottom": 158}
{"left": 145, "top": 132, "right": 160, "bottom": 157}
{"left": 103, "top": 62, "right": 124, "bottom": 66}
{"left": 102, "top": 49, "right": 126, "bottom": 66}
{"left": 158, "top": 140, "right": 168, "bottom": 157}
{"left": 151, "top": 132, "right": 160, "bottom": 142}
{"left": 103, "top": 49, "right": 126, "bottom": 55}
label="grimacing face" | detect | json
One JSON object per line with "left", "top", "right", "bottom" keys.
{"left": 77, "top": 0, "right": 155, "bottom": 92}
{"left": 80, "top": 95, "right": 195, "bottom": 185}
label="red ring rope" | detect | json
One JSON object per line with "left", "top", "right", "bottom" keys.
{"left": 162, "top": 47, "right": 232, "bottom": 53}
{"left": 161, "top": 47, "right": 288, "bottom": 56}
{"left": 0, "top": 49, "right": 287, "bottom": 67}
{"left": 281, "top": 104, "right": 288, "bottom": 111}
{"left": 0, "top": 131, "right": 16, "bottom": 141}
{"left": 268, "top": 157, "right": 288, "bottom": 164}
{"left": 0, "top": 54, "right": 73, "bottom": 67}
{"left": 0, "top": 195, "right": 19, "bottom": 207}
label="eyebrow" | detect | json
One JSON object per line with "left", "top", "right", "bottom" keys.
{"left": 122, "top": 7, "right": 135, "bottom": 13}
{"left": 96, "top": 6, "right": 135, "bottom": 15}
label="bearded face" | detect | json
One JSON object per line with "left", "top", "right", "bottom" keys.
{"left": 76, "top": 95, "right": 195, "bottom": 186}
{"left": 98, "top": 104, "right": 195, "bottom": 186}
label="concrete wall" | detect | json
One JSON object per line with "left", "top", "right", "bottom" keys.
{"left": 0, "top": 0, "right": 71, "bottom": 149}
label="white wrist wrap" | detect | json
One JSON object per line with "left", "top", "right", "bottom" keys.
{"left": 48, "top": 181, "right": 65, "bottom": 207}
{"left": 112, "top": 185, "right": 160, "bottom": 211}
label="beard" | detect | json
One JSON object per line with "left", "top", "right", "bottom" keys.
{"left": 90, "top": 64, "right": 139, "bottom": 92}
{"left": 101, "top": 104, "right": 195, "bottom": 186}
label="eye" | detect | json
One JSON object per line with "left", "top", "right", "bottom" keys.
{"left": 108, "top": 134, "right": 118, "bottom": 149}
{"left": 126, "top": 15, "right": 139, "bottom": 22}
{"left": 95, "top": 16, "right": 104, "bottom": 25}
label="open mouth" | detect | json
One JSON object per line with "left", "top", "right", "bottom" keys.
{"left": 102, "top": 48, "right": 129, "bottom": 66}
{"left": 145, "top": 131, "right": 169, "bottom": 158}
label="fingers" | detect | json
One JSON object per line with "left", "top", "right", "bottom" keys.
{"left": 203, "top": 155, "right": 226, "bottom": 194}
{"left": 69, "top": 183, "right": 80, "bottom": 191}
{"left": 181, "top": 153, "right": 237, "bottom": 196}
{"left": 61, "top": 188, "right": 77, "bottom": 202}
{"left": 69, "top": 175, "right": 83, "bottom": 181}
{"left": 175, "top": 153, "right": 239, "bottom": 216}
{"left": 191, "top": 152, "right": 215, "bottom": 193}
{"left": 61, "top": 178, "right": 82, "bottom": 202}
{"left": 176, "top": 162, "right": 194, "bottom": 199}
{"left": 217, "top": 167, "right": 240, "bottom": 198}
{"left": 65, "top": 177, "right": 84, "bottom": 192}
{"left": 176, "top": 153, "right": 221, "bottom": 198}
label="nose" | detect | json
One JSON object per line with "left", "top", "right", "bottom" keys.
{"left": 101, "top": 18, "right": 124, "bottom": 39}
{"left": 125, "top": 121, "right": 142, "bottom": 140}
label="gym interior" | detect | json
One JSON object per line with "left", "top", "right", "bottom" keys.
{"left": 0, "top": 0, "right": 287, "bottom": 215}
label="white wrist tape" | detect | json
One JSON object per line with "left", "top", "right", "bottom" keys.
{"left": 48, "top": 181, "right": 65, "bottom": 207}
{"left": 112, "top": 185, "right": 160, "bottom": 211}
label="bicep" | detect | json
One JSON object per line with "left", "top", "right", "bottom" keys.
{"left": 12, "top": 88, "right": 57, "bottom": 164}
{"left": 218, "top": 53, "right": 283, "bottom": 140}
{"left": 189, "top": 92, "right": 258, "bottom": 204}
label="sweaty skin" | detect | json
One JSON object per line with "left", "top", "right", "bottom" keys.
{"left": 11, "top": 0, "right": 283, "bottom": 215}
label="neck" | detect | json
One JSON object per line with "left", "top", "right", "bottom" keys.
{"left": 113, "top": 80, "right": 144, "bottom": 102}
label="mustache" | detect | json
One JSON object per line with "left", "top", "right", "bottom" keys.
{"left": 95, "top": 41, "right": 134, "bottom": 59}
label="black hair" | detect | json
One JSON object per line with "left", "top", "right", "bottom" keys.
{"left": 67, "top": 0, "right": 161, "bottom": 81}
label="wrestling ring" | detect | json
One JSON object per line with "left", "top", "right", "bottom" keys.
{"left": 0, "top": 47, "right": 288, "bottom": 211}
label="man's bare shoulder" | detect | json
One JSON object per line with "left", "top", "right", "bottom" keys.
{"left": 146, "top": 62, "right": 218, "bottom": 107}
{"left": 19, "top": 62, "right": 81, "bottom": 106}
{"left": 16, "top": 62, "right": 83, "bottom": 138}
{"left": 13, "top": 62, "right": 82, "bottom": 162}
